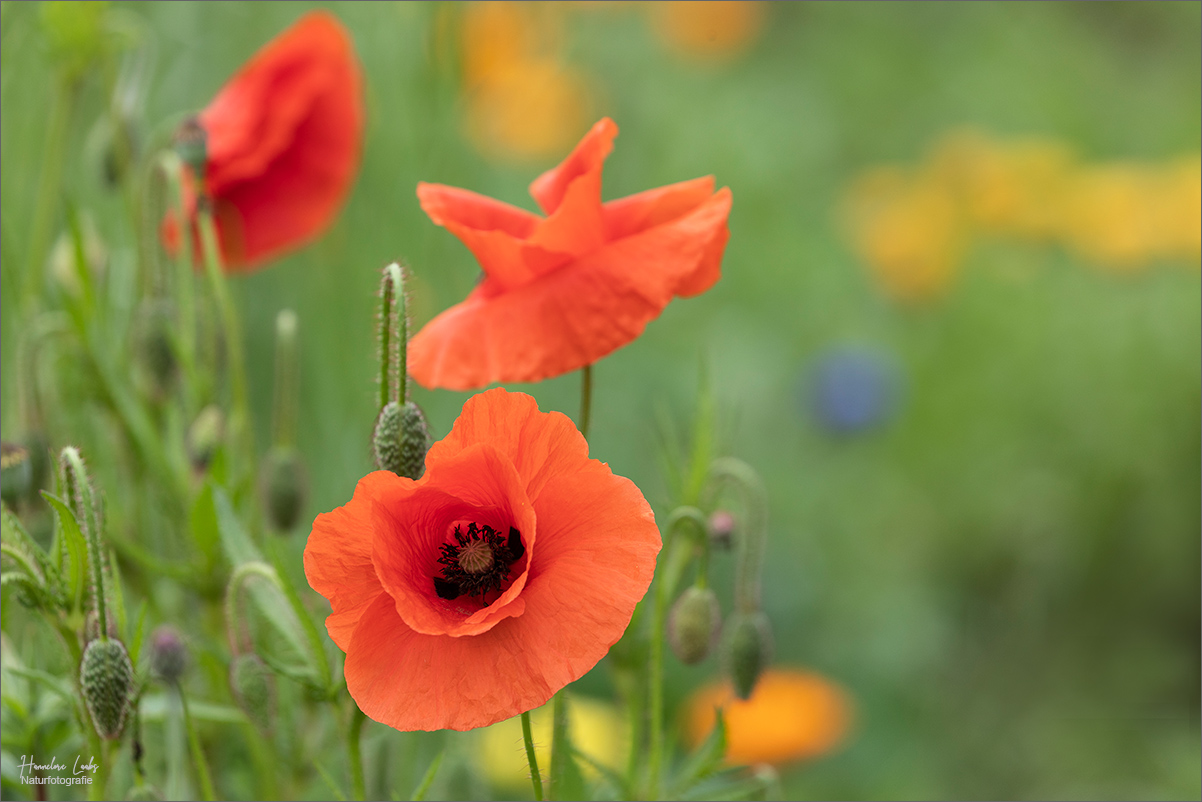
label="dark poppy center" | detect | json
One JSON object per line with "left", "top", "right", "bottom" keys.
{"left": 433, "top": 522, "right": 525, "bottom": 605}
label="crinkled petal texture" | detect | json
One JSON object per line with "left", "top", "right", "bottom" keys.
{"left": 304, "top": 389, "right": 660, "bottom": 731}
{"left": 169, "top": 11, "right": 364, "bottom": 271}
{"left": 410, "top": 117, "right": 732, "bottom": 390}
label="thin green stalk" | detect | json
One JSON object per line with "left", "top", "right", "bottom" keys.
{"left": 521, "top": 710, "right": 545, "bottom": 802}
{"left": 347, "top": 703, "right": 367, "bottom": 801}
{"left": 22, "top": 81, "right": 75, "bottom": 305}
{"left": 179, "top": 688, "right": 217, "bottom": 801}
{"left": 196, "top": 208, "right": 247, "bottom": 415}
{"left": 548, "top": 692, "right": 569, "bottom": 799}
{"left": 578, "top": 364, "right": 593, "bottom": 439}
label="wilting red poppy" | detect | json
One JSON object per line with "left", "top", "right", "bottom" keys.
{"left": 303, "top": 388, "right": 660, "bottom": 731}
{"left": 409, "top": 118, "right": 732, "bottom": 390}
{"left": 165, "top": 11, "right": 364, "bottom": 271}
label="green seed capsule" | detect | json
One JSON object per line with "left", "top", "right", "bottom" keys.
{"left": 668, "top": 586, "right": 721, "bottom": 665}
{"left": 80, "top": 638, "right": 135, "bottom": 739}
{"left": 230, "top": 653, "right": 275, "bottom": 733}
{"left": 261, "top": 448, "right": 307, "bottom": 532}
{"left": 373, "top": 401, "right": 429, "bottom": 480}
{"left": 722, "top": 611, "right": 774, "bottom": 700}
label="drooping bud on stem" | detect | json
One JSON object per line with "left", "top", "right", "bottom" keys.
{"left": 229, "top": 653, "right": 275, "bottom": 733}
{"left": 721, "top": 610, "right": 773, "bottom": 700}
{"left": 186, "top": 405, "right": 225, "bottom": 473}
{"left": 173, "top": 115, "right": 207, "bottom": 186}
{"left": 260, "top": 448, "right": 307, "bottom": 532}
{"left": 374, "top": 262, "right": 430, "bottom": 478}
{"left": 668, "top": 586, "right": 721, "bottom": 665}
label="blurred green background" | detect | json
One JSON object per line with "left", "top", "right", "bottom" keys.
{"left": 2, "top": 2, "right": 1199, "bottom": 799}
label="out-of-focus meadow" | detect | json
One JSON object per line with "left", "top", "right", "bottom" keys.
{"left": 2, "top": 2, "right": 1199, "bottom": 799}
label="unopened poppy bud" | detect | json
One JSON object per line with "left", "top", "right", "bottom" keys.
{"left": 186, "top": 405, "right": 225, "bottom": 472}
{"left": 174, "top": 115, "right": 207, "bottom": 182}
{"left": 149, "top": 625, "right": 189, "bottom": 685}
{"left": 373, "top": 401, "right": 429, "bottom": 480}
{"left": 709, "top": 509, "right": 736, "bottom": 550}
{"left": 229, "top": 653, "right": 275, "bottom": 733}
{"left": 722, "top": 611, "right": 774, "bottom": 700}
{"left": 1, "top": 441, "right": 32, "bottom": 507}
{"left": 668, "top": 586, "right": 721, "bottom": 665}
{"left": 80, "top": 637, "right": 135, "bottom": 739}
{"left": 261, "top": 447, "right": 307, "bottom": 532}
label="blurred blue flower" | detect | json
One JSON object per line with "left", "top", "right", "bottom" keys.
{"left": 806, "top": 346, "right": 902, "bottom": 433}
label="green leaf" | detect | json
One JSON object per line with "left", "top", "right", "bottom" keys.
{"left": 672, "top": 709, "right": 727, "bottom": 797}
{"left": 127, "top": 600, "right": 148, "bottom": 667}
{"left": 212, "top": 484, "right": 261, "bottom": 566}
{"left": 409, "top": 749, "right": 444, "bottom": 801}
{"left": 40, "top": 491, "right": 86, "bottom": 612}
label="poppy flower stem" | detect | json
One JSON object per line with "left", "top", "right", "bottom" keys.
{"left": 346, "top": 702, "right": 367, "bottom": 801}
{"left": 520, "top": 710, "right": 545, "bottom": 801}
{"left": 648, "top": 506, "right": 711, "bottom": 800}
{"left": 705, "top": 458, "right": 768, "bottom": 614}
{"left": 578, "top": 364, "right": 593, "bottom": 439}
{"left": 378, "top": 262, "right": 409, "bottom": 410}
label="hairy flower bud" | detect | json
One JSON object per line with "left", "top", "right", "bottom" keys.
{"left": 373, "top": 400, "right": 429, "bottom": 480}
{"left": 229, "top": 653, "right": 275, "bottom": 733}
{"left": 80, "top": 638, "right": 135, "bottom": 739}
{"left": 260, "top": 447, "right": 307, "bottom": 532}
{"left": 708, "top": 509, "right": 736, "bottom": 550}
{"left": 668, "top": 586, "right": 721, "bottom": 665}
{"left": 136, "top": 300, "right": 178, "bottom": 399}
{"left": 722, "top": 611, "right": 774, "bottom": 700}
{"left": 149, "top": 625, "right": 189, "bottom": 685}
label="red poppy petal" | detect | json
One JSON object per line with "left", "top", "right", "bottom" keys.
{"left": 428, "top": 388, "right": 589, "bottom": 505}
{"left": 528, "top": 118, "right": 618, "bottom": 216}
{"left": 417, "top": 183, "right": 541, "bottom": 238}
{"left": 409, "top": 187, "right": 733, "bottom": 389}
{"left": 371, "top": 444, "right": 537, "bottom": 638}
{"left": 675, "top": 190, "right": 731, "bottom": 297}
{"left": 602, "top": 176, "right": 716, "bottom": 240}
{"left": 303, "top": 471, "right": 400, "bottom": 650}
{"left": 417, "top": 183, "right": 569, "bottom": 291}
{"left": 344, "top": 593, "right": 556, "bottom": 732}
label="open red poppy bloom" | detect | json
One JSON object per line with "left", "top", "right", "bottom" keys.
{"left": 303, "top": 388, "right": 660, "bottom": 731}
{"left": 165, "top": 11, "right": 364, "bottom": 271}
{"left": 410, "top": 118, "right": 732, "bottom": 390}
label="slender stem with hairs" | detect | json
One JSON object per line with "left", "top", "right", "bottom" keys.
{"left": 521, "top": 710, "right": 545, "bottom": 801}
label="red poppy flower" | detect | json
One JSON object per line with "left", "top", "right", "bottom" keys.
{"left": 303, "top": 388, "right": 660, "bottom": 731}
{"left": 409, "top": 118, "right": 732, "bottom": 390}
{"left": 165, "top": 11, "right": 364, "bottom": 271}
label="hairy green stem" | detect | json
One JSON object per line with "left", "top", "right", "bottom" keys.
{"left": 378, "top": 262, "right": 407, "bottom": 410}
{"left": 196, "top": 209, "right": 247, "bottom": 416}
{"left": 521, "top": 710, "right": 545, "bottom": 802}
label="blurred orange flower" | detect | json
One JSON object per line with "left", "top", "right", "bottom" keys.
{"left": 166, "top": 11, "right": 364, "bottom": 271}
{"left": 304, "top": 388, "right": 660, "bottom": 731}
{"left": 410, "top": 118, "right": 732, "bottom": 390}
{"left": 684, "top": 668, "right": 853, "bottom": 765}
{"left": 459, "top": 2, "right": 592, "bottom": 161}
{"left": 650, "top": 1, "right": 765, "bottom": 61}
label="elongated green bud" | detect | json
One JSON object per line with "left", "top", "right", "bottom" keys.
{"left": 60, "top": 447, "right": 108, "bottom": 634}
{"left": 186, "top": 405, "right": 224, "bottom": 472}
{"left": 229, "top": 653, "right": 275, "bottom": 733}
{"left": 669, "top": 586, "right": 721, "bottom": 665}
{"left": 722, "top": 611, "right": 773, "bottom": 700}
{"left": 80, "top": 637, "right": 135, "bottom": 739}
{"left": 373, "top": 401, "right": 429, "bottom": 479}
{"left": 260, "top": 447, "right": 307, "bottom": 532}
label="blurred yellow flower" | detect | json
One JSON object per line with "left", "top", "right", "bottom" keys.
{"left": 478, "top": 695, "right": 626, "bottom": 790}
{"left": 459, "top": 2, "right": 593, "bottom": 162}
{"left": 650, "top": 1, "right": 765, "bottom": 61}
{"left": 930, "top": 129, "right": 1076, "bottom": 240}
{"left": 842, "top": 167, "right": 966, "bottom": 302}
{"left": 684, "top": 668, "right": 854, "bottom": 766}
{"left": 1059, "top": 163, "right": 1162, "bottom": 272}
